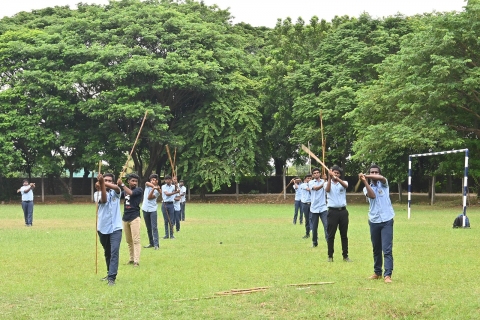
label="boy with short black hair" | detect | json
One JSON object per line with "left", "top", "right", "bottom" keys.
{"left": 309, "top": 168, "right": 328, "bottom": 248}
{"left": 161, "top": 175, "right": 179, "bottom": 239}
{"left": 301, "top": 174, "right": 312, "bottom": 239}
{"left": 118, "top": 173, "right": 143, "bottom": 267}
{"left": 291, "top": 177, "right": 303, "bottom": 225}
{"left": 359, "top": 164, "right": 395, "bottom": 283}
{"left": 142, "top": 174, "right": 161, "bottom": 250}
{"left": 97, "top": 173, "right": 122, "bottom": 286}
{"left": 325, "top": 165, "right": 351, "bottom": 262}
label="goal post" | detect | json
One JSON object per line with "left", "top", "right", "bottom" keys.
{"left": 408, "top": 149, "right": 469, "bottom": 226}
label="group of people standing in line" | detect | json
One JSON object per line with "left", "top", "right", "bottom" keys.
{"left": 17, "top": 164, "right": 393, "bottom": 285}
{"left": 291, "top": 164, "right": 395, "bottom": 283}
{"left": 94, "top": 172, "right": 186, "bottom": 286}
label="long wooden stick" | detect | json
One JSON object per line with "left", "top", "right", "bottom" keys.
{"left": 320, "top": 111, "right": 326, "bottom": 175}
{"left": 95, "top": 160, "right": 102, "bottom": 274}
{"left": 308, "top": 141, "right": 312, "bottom": 173}
{"left": 301, "top": 144, "right": 329, "bottom": 172}
{"left": 287, "top": 282, "right": 334, "bottom": 287}
{"left": 120, "top": 110, "right": 148, "bottom": 178}
{"left": 173, "top": 147, "right": 177, "bottom": 169}
{"left": 277, "top": 179, "right": 294, "bottom": 200}
{"left": 165, "top": 144, "right": 176, "bottom": 177}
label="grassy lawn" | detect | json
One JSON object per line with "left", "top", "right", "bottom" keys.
{"left": 1, "top": 202, "right": 479, "bottom": 319}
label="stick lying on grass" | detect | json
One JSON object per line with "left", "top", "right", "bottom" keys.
{"left": 215, "top": 287, "right": 270, "bottom": 296}
{"left": 286, "top": 282, "right": 334, "bottom": 287}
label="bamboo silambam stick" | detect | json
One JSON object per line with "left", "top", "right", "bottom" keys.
{"left": 320, "top": 110, "right": 326, "bottom": 175}
{"left": 301, "top": 144, "right": 329, "bottom": 172}
{"left": 165, "top": 144, "right": 176, "bottom": 177}
{"left": 95, "top": 160, "right": 102, "bottom": 274}
{"left": 119, "top": 110, "right": 148, "bottom": 179}
{"left": 277, "top": 179, "right": 294, "bottom": 201}
{"left": 286, "top": 282, "right": 334, "bottom": 287}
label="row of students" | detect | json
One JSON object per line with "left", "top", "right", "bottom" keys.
{"left": 95, "top": 173, "right": 186, "bottom": 286}
{"left": 291, "top": 165, "right": 395, "bottom": 283}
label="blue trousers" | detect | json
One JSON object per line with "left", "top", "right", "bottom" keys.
{"left": 180, "top": 202, "right": 186, "bottom": 221}
{"left": 161, "top": 203, "right": 175, "bottom": 237}
{"left": 293, "top": 200, "right": 303, "bottom": 223}
{"left": 98, "top": 229, "right": 122, "bottom": 280}
{"left": 311, "top": 210, "right": 328, "bottom": 246}
{"left": 369, "top": 219, "right": 394, "bottom": 277}
{"left": 174, "top": 210, "right": 181, "bottom": 232}
{"left": 302, "top": 203, "right": 311, "bottom": 235}
{"left": 143, "top": 210, "right": 159, "bottom": 247}
{"left": 22, "top": 201, "right": 34, "bottom": 225}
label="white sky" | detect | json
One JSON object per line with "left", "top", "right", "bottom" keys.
{"left": 2, "top": 0, "right": 467, "bottom": 28}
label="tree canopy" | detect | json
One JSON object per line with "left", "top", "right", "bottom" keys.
{"left": 1, "top": 0, "right": 479, "bottom": 197}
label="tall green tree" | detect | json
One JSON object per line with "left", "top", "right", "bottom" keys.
{"left": 352, "top": 1, "right": 480, "bottom": 191}
{"left": 0, "top": 0, "right": 264, "bottom": 193}
{"left": 290, "top": 14, "right": 412, "bottom": 175}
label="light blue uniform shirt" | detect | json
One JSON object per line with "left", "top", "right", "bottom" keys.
{"left": 180, "top": 186, "right": 187, "bottom": 203}
{"left": 300, "top": 182, "right": 311, "bottom": 203}
{"left": 97, "top": 189, "right": 122, "bottom": 234}
{"left": 363, "top": 179, "right": 395, "bottom": 223}
{"left": 174, "top": 199, "right": 181, "bottom": 211}
{"left": 20, "top": 186, "right": 34, "bottom": 201}
{"left": 142, "top": 186, "right": 160, "bottom": 212}
{"left": 309, "top": 179, "right": 327, "bottom": 213}
{"left": 327, "top": 181, "right": 348, "bottom": 208}
{"left": 161, "top": 184, "right": 176, "bottom": 202}
{"left": 293, "top": 184, "right": 302, "bottom": 201}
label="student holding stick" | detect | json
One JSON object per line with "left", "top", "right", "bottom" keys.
{"left": 96, "top": 173, "right": 122, "bottom": 286}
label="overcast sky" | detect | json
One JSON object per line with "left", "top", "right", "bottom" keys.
{"left": 2, "top": 0, "right": 467, "bottom": 27}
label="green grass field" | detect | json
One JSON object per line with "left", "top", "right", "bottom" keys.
{"left": 1, "top": 202, "right": 479, "bottom": 319}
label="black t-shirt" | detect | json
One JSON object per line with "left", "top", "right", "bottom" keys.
{"left": 122, "top": 187, "right": 143, "bottom": 222}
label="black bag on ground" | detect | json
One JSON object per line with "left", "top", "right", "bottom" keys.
{"left": 453, "top": 214, "right": 470, "bottom": 228}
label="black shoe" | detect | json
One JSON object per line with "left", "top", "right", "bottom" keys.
{"left": 154, "top": 246, "right": 159, "bottom": 250}
{"left": 293, "top": 219, "right": 296, "bottom": 225}
{"left": 127, "top": 261, "right": 134, "bottom": 265}
{"left": 176, "top": 229, "right": 180, "bottom": 232}
{"left": 170, "top": 235, "right": 176, "bottom": 239}
{"left": 302, "top": 234, "right": 310, "bottom": 239}
{"left": 343, "top": 257, "right": 352, "bottom": 262}
{"left": 312, "top": 243, "right": 318, "bottom": 248}
{"left": 163, "top": 236, "right": 169, "bottom": 239}
{"left": 300, "top": 221, "right": 303, "bottom": 225}
{"left": 107, "top": 279, "right": 115, "bottom": 286}
{"left": 144, "top": 244, "right": 154, "bottom": 248}
{"left": 101, "top": 276, "right": 108, "bottom": 281}
{"left": 328, "top": 257, "right": 334, "bottom": 262}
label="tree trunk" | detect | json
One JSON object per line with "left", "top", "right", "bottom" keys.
{"left": 398, "top": 182, "right": 403, "bottom": 203}
{"left": 274, "top": 158, "right": 285, "bottom": 176}
{"left": 430, "top": 175, "right": 436, "bottom": 205}
{"left": 199, "top": 185, "right": 207, "bottom": 201}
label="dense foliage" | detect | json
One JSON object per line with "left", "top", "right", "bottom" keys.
{"left": 1, "top": 0, "right": 479, "bottom": 196}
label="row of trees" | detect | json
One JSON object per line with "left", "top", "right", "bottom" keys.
{"left": 1, "top": 0, "right": 479, "bottom": 198}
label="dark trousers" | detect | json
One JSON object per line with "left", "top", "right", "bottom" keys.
{"left": 311, "top": 210, "right": 328, "bottom": 246}
{"left": 302, "top": 203, "right": 311, "bottom": 235}
{"left": 327, "top": 208, "right": 349, "bottom": 258}
{"left": 369, "top": 219, "right": 394, "bottom": 277}
{"left": 143, "top": 210, "right": 159, "bottom": 247}
{"left": 98, "top": 229, "right": 122, "bottom": 280}
{"left": 161, "top": 203, "right": 175, "bottom": 237}
{"left": 293, "top": 200, "right": 303, "bottom": 223}
{"left": 180, "top": 202, "right": 186, "bottom": 221}
{"left": 22, "top": 201, "right": 34, "bottom": 225}
{"left": 174, "top": 210, "right": 181, "bottom": 231}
